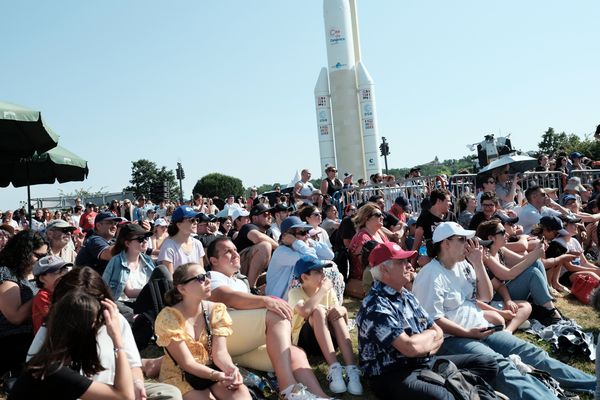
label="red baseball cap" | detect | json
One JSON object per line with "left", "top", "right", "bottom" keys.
{"left": 369, "top": 242, "right": 417, "bottom": 267}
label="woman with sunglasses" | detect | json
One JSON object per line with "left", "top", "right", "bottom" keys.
{"left": 102, "top": 224, "right": 155, "bottom": 314}
{"left": 155, "top": 262, "right": 251, "bottom": 400}
{"left": 0, "top": 231, "right": 48, "bottom": 381}
{"left": 158, "top": 206, "right": 206, "bottom": 274}
{"left": 348, "top": 203, "right": 389, "bottom": 283}
{"left": 476, "top": 219, "right": 562, "bottom": 327}
{"left": 298, "top": 205, "right": 332, "bottom": 249}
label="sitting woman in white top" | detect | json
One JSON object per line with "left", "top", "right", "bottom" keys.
{"left": 158, "top": 206, "right": 206, "bottom": 273}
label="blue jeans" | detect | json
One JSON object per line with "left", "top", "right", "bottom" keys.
{"left": 493, "top": 260, "right": 553, "bottom": 305}
{"left": 440, "top": 331, "right": 595, "bottom": 400}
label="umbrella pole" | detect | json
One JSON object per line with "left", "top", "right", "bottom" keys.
{"left": 26, "top": 161, "right": 32, "bottom": 228}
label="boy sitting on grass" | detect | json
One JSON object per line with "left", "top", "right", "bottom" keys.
{"left": 287, "top": 256, "right": 363, "bottom": 395}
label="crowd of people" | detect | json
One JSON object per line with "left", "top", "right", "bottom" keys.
{"left": 0, "top": 160, "right": 599, "bottom": 400}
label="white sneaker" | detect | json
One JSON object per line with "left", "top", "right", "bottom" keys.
{"left": 280, "top": 383, "right": 328, "bottom": 400}
{"left": 345, "top": 365, "right": 364, "bottom": 395}
{"left": 327, "top": 364, "right": 347, "bottom": 394}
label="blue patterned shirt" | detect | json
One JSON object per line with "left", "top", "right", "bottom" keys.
{"left": 356, "top": 281, "right": 434, "bottom": 377}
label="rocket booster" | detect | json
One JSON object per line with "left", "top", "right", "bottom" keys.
{"left": 315, "top": 0, "right": 381, "bottom": 180}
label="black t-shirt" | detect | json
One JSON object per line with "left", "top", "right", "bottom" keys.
{"left": 74, "top": 233, "right": 114, "bottom": 274}
{"left": 415, "top": 210, "right": 445, "bottom": 241}
{"left": 468, "top": 212, "right": 490, "bottom": 231}
{"left": 336, "top": 216, "right": 356, "bottom": 250}
{"left": 9, "top": 365, "right": 92, "bottom": 400}
{"left": 233, "top": 224, "right": 260, "bottom": 252}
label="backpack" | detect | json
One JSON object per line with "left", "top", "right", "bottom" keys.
{"left": 426, "top": 358, "right": 500, "bottom": 400}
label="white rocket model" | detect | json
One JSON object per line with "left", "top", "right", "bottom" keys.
{"left": 314, "top": 0, "right": 381, "bottom": 180}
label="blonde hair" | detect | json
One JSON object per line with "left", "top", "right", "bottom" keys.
{"left": 352, "top": 203, "right": 380, "bottom": 229}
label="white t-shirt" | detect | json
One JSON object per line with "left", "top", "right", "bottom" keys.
{"left": 553, "top": 236, "right": 583, "bottom": 276}
{"left": 517, "top": 203, "right": 561, "bottom": 235}
{"left": 157, "top": 237, "right": 205, "bottom": 270}
{"left": 210, "top": 270, "right": 250, "bottom": 294}
{"left": 120, "top": 265, "right": 150, "bottom": 301}
{"left": 412, "top": 258, "right": 488, "bottom": 336}
{"left": 27, "top": 313, "right": 142, "bottom": 384}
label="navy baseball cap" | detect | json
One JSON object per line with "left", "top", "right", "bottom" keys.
{"left": 293, "top": 256, "right": 332, "bottom": 279}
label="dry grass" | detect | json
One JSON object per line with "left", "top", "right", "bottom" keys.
{"left": 2, "top": 294, "right": 597, "bottom": 400}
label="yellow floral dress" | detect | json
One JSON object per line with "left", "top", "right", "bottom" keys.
{"left": 155, "top": 302, "right": 233, "bottom": 394}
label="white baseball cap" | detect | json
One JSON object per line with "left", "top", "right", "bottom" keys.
{"left": 432, "top": 222, "right": 476, "bottom": 243}
{"left": 231, "top": 208, "right": 250, "bottom": 221}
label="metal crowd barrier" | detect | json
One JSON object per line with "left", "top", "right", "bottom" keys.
{"left": 330, "top": 170, "right": 599, "bottom": 218}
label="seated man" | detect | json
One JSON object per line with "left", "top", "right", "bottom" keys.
{"left": 45, "top": 219, "right": 77, "bottom": 263}
{"left": 266, "top": 216, "right": 334, "bottom": 300}
{"left": 233, "top": 203, "right": 279, "bottom": 291}
{"left": 207, "top": 237, "right": 330, "bottom": 400}
{"left": 75, "top": 212, "right": 121, "bottom": 274}
{"left": 412, "top": 222, "right": 596, "bottom": 399}
{"left": 356, "top": 242, "right": 498, "bottom": 399}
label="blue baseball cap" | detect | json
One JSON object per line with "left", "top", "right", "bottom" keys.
{"left": 280, "top": 216, "right": 312, "bottom": 233}
{"left": 293, "top": 256, "right": 332, "bottom": 279}
{"left": 561, "top": 194, "right": 577, "bottom": 205}
{"left": 172, "top": 206, "right": 202, "bottom": 223}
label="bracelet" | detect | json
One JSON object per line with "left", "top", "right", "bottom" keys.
{"left": 209, "top": 369, "right": 218, "bottom": 381}
{"left": 113, "top": 347, "right": 124, "bottom": 354}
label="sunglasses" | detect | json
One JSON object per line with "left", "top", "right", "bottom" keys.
{"left": 310, "top": 212, "right": 321, "bottom": 217}
{"left": 293, "top": 230, "right": 310, "bottom": 236}
{"left": 182, "top": 271, "right": 211, "bottom": 284}
{"left": 448, "top": 236, "right": 467, "bottom": 243}
{"left": 184, "top": 218, "right": 199, "bottom": 224}
{"left": 482, "top": 203, "right": 495, "bottom": 208}
{"left": 130, "top": 236, "right": 149, "bottom": 243}
{"left": 58, "top": 227, "right": 74, "bottom": 234}
{"left": 32, "top": 251, "right": 47, "bottom": 259}
{"left": 494, "top": 229, "right": 506, "bottom": 236}
{"left": 370, "top": 212, "right": 384, "bottom": 218}
{"left": 486, "top": 180, "right": 495, "bottom": 184}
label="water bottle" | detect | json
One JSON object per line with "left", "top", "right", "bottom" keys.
{"left": 418, "top": 244, "right": 427, "bottom": 257}
{"left": 241, "top": 369, "right": 273, "bottom": 397}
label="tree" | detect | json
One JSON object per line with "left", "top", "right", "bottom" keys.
{"left": 193, "top": 173, "right": 244, "bottom": 199}
{"left": 123, "top": 159, "right": 179, "bottom": 201}
{"left": 538, "top": 127, "right": 570, "bottom": 156}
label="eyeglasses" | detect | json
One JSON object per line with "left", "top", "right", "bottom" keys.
{"left": 494, "top": 229, "right": 506, "bottom": 236}
{"left": 370, "top": 212, "right": 384, "bottom": 218}
{"left": 32, "top": 251, "right": 47, "bottom": 259}
{"left": 448, "top": 236, "right": 467, "bottom": 243}
{"left": 130, "top": 236, "right": 149, "bottom": 243}
{"left": 182, "top": 271, "right": 211, "bottom": 284}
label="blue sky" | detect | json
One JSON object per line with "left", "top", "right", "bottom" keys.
{"left": 1, "top": 1, "right": 598, "bottom": 210}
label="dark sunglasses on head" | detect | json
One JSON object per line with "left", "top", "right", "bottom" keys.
{"left": 182, "top": 271, "right": 211, "bottom": 284}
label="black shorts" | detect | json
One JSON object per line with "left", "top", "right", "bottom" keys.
{"left": 297, "top": 320, "right": 338, "bottom": 357}
{"left": 559, "top": 271, "right": 573, "bottom": 287}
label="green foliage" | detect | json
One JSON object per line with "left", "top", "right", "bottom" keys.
{"left": 58, "top": 186, "right": 109, "bottom": 198}
{"left": 123, "top": 159, "right": 179, "bottom": 201}
{"left": 193, "top": 173, "right": 244, "bottom": 199}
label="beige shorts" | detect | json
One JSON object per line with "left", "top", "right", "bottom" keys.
{"left": 238, "top": 245, "right": 256, "bottom": 277}
{"left": 226, "top": 308, "right": 273, "bottom": 372}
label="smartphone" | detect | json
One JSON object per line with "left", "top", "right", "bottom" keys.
{"left": 477, "top": 238, "right": 493, "bottom": 248}
{"left": 480, "top": 324, "right": 503, "bottom": 333}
